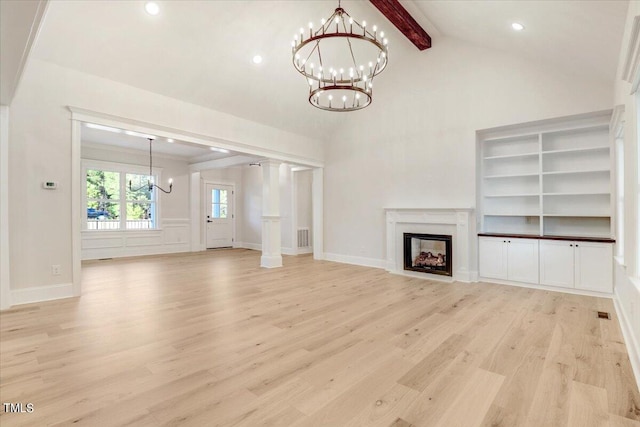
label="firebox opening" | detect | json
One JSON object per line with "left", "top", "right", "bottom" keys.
{"left": 403, "top": 233, "right": 453, "bottom": 277}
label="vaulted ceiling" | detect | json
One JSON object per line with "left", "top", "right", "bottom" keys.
{"left": 7, "top": 0, "right": 630, "bottom": 141}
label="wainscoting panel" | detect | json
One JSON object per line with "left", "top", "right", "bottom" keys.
{"left": 81, "top": 218, "right": 190, "bottom": 260}
{"left": 613, "top": 259, "right": 640, "bottom": 391}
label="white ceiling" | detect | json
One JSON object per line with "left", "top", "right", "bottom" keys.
{"left": 412, "top": 0, "right": 628, "bottom": 84}
{"left": 81, "top": 124, "right": 241, "bottom": 164}
{"left": 26, "top": 0, "right": 629, "bottom": 138}
{"left": 0, "top": 0, "right": 47, "bottom": 105}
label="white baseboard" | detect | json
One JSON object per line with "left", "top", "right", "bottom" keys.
{"left": 235, "top": 242, "right": 312, "bottom": 256}
{"left": 83, "top": 244, "right": 190, "bottom": 260}
{"left": 261, "top": 255, "right": 283, "bottom": 268}
{"left": 477, "top": 277, "right": 614, "bottom": 299}
{"left": 323, "top": 252, "right": 386, "bottom": 269}
{"left": 282, "top": 247, "right": 296, "bottom": 256}
{"left": 613, "top": 281, "right": 640, "bottom": 393}
{"left": 10, "top": 283, "right": 74, "bottom": 307}
{"left": 237, "top": 242, "right": 262, "bottom": 251}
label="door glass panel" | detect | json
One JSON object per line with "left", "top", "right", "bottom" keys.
{"left": 211, "top": 189, "right": 228, "bottom": 219}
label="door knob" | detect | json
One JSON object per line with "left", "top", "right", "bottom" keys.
{"left": 207, "top": 220, "right": 213, "bottom": 223}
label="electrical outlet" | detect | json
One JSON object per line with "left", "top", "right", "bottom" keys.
{"left": 51, "top": 265, "right": 61, "bottom": 276}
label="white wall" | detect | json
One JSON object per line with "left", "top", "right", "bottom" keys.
{"left": 612, "top": 0, "right": 640, "bottom": 389}
{"left": 241, "top": 165, "right": 263, "bottom": 247}
{"left": 280, "top": 164, "right": 294, "bottom": 252}
{"left": 1, "top": 105, "right": 10, "bottom": 309}
{"left": 7, "top": 58, "right": 323, "bottom": 296}
{"left": 324, "top": 36, "right": 614, "bottom": 265}
{"left": 296, "top": 170, "right": 313, "bottom": 229}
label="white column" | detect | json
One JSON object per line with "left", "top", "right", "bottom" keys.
{"left": 312, "top": 167, "right": 324, "bottom": 260}
{"left": 71, "top": 119, "right": 82, "bottom": 297}
{"left": 190, "top": 171, "right": 201, "bottom": 252}
{"left": 456, "top": 210, "right": 471, "bottom": 282}
{"left": 261, "top": 159, "right": 282, "bottom": 268}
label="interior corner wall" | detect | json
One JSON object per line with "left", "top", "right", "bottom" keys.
{"left": 295, "top": 170, "right": 313, "bottom": 239}
{"left": 7, "top": 58, "right": 323, "bottom": 298}
{"left": 241, "top": 165, "right": 263, "bottom": 248}
{"left": 279, "top": 164, "right": 294, "bottom": 253}
{"left": 1, "top": 105, "right": 10, "bottom": 310}
{"left": 323, "top": 36, "right": 615, "bottom": 265}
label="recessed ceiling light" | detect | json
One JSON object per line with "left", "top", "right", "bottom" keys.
{"left": 210, "top": 147, "right": 230, "bottom": 153}
{"left": 145, "top": 2, "right": 160, "bottom": 16}
{"left": 85, "top": 123, "right": 122, "bottom": 133}
{"left": 167, "top": 138, "right": 174, "bottom": 143}
{"left": 252, "top": 55, "right": 263, "bottom": 64}
{"left": 511, "top": 22, "right": 525, "bottom": 31}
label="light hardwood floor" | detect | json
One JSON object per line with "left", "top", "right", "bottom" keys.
{"left": 1, "top": 249, "right": 639, "bottom": 426}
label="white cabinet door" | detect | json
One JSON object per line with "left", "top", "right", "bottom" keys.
{"left": 575, "top": 242, "right": 613, "bottom": 293}
{"left": 539, "top": 240, "right": 575, "bottom": 288}
{"left": 507, "top": 238, "right": 539, "bottom": 284}
{"left": 479, "top": 237, "right": 507, "bottom": 280}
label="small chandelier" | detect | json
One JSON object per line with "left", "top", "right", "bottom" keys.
{"left": 292, "top": 1, "right": 389, "bottom": 112}
{"left": 129, "top": 138, "right": 173, "bottom": 194}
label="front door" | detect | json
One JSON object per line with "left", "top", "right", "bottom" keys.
{"left": 205, "top": 183, "right": 233, "bottom": 249}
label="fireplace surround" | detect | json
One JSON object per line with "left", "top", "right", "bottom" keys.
{"left": 385, "top": 208, "right": 475, "bottom": 282}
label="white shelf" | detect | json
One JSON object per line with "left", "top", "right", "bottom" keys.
{"left": 485, "top": 193, "right": 539, "bottom": 198}
{"left": 542, "top": 146, "right": 609, "bottom": 155}
{"left": 483, "top": 152, "right": 538, "bottom": 160}
{"left": 484, "top": 173, "right": 539, "bottom": 179}
{"left": 485, "top": 213, "right": 540, "bottom": 217}
{"left": 543, "top": 192, "right": 610, "bottom": 196}
{"left": 542, "top": 169, "right": 609, "bottom": 176}
{"left": 543, "top": 213, "right": 610, "bottom": 218}
{"left": 478, "top": 111, "right": 612, "bottom": 239}
{"left": 483, "top": 133, "right": 539, "bottom": 143}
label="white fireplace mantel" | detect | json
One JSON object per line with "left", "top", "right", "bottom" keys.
{"left": 385, "top": 208, "right": 476, "bottom": 282}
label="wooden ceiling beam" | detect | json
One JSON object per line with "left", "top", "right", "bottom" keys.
{"left": 369, "top": 0, "right": 432, "bottom": 50}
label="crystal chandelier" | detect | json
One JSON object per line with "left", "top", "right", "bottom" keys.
{"left": 292, "top": 1, "right": 389, "bottom": 112}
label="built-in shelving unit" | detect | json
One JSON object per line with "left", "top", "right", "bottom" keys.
{"left": 477, "top": 110, "right": 613, "bottom": 239}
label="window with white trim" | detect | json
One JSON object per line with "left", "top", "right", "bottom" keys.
{"left": 83, "top": 161, "right": 160, "bottom": 231}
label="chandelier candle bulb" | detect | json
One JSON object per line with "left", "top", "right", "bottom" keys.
{"left": 292, "top": 2, "right": 388, "bottom": 111}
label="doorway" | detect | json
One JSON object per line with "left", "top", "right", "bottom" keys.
{"left": 205, "top": 183, "right": 234, "bottom": 249}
